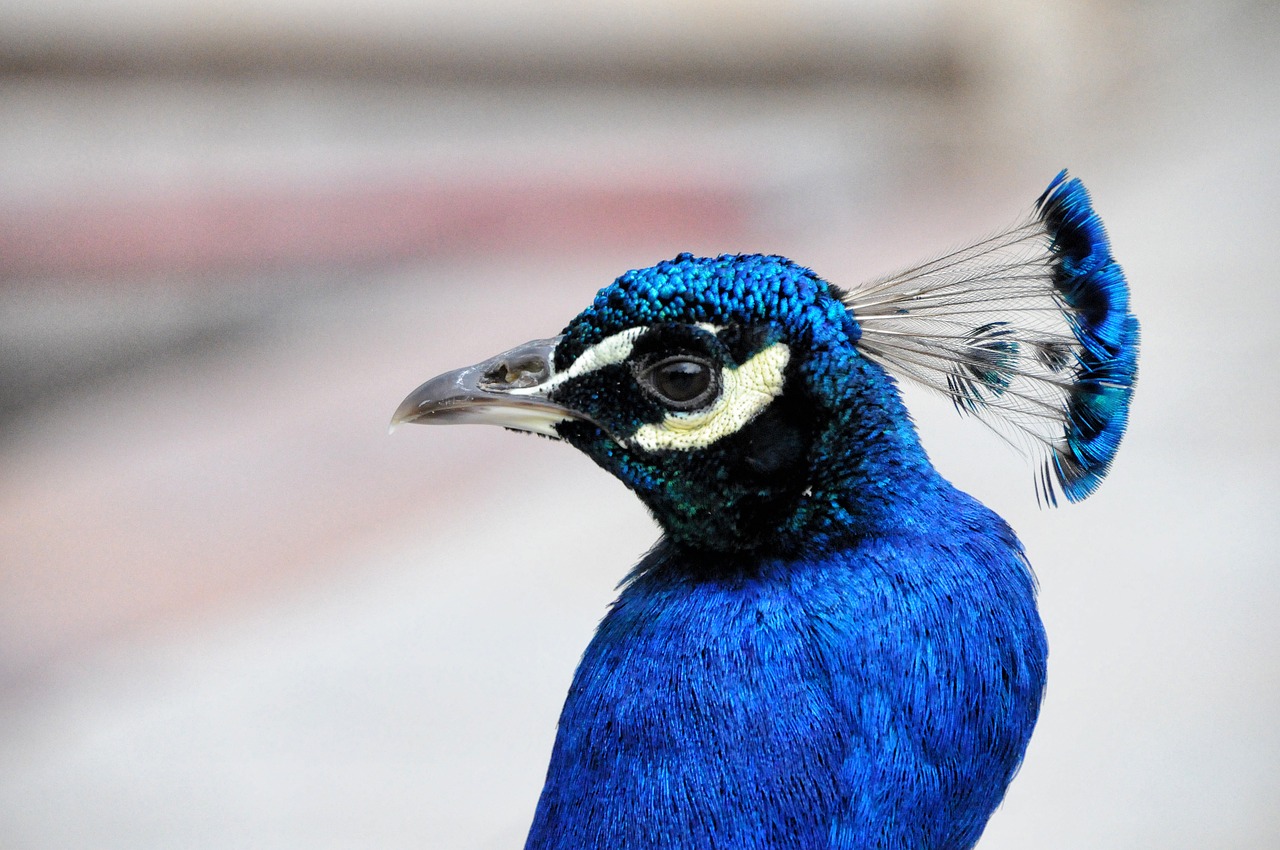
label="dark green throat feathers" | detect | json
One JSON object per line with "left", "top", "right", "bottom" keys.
{"left": 393, "top": 173, "right": 1139, "bottom": 849}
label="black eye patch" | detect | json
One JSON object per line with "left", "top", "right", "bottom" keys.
{"left": 629, "top": 323, "right": 720, "bottom": 361}
{"left": 715, "top": 324, "right": 779, "bottom": 365}
{"left": 624, "top": 324, "right": 725, "bottom": 412}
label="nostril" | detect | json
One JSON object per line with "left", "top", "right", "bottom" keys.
{"left": 482, "top": 356, "right": 549, "bottom": 390}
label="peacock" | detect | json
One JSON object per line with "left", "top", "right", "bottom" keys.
{"left": 392, "top": 171, "right": 1139, "bottom": 849}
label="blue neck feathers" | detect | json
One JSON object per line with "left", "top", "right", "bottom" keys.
{"left": 526, "top": 359, "right": 1048, "bottom": 850}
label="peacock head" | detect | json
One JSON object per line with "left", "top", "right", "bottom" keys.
{"left": 392, "top": 253, "right": 913, "bottom": 555}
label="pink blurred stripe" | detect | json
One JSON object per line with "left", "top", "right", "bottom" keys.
{"left": 0, "top": 179, "right": 748, "bottom": 278}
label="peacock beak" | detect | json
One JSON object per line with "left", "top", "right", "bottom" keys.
{"left": 391, "top": 336, "right": 590, "bottom": 438}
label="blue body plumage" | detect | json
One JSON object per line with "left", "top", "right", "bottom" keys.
{"left": 529, "top": 491, "right": 1044, "bottom": 849}
{"left": 392, "top": 173, "right": 1139, "bottom": 849}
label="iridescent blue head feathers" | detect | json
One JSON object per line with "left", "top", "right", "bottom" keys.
{"left": 843, "top": 170, "right": 1140, "bottom": 504}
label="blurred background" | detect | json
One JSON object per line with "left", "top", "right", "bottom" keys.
{"left": 1, "top": 0, "right": 1277, "bottom": 847}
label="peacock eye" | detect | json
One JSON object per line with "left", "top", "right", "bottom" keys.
{"left": 640, "top": 356, "right": 719, "bottom": 410}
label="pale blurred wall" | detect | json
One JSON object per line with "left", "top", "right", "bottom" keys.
{"left": 1, "top": 2, "right": 1277, "bottom": 849}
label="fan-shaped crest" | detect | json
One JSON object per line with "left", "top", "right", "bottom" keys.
{"left": 843, "top": 172, "right": 1140, "bottom": 505}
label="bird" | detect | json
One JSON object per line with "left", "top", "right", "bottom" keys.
{"left": 392, "top": 170, "right": 1139, "bottom": 850}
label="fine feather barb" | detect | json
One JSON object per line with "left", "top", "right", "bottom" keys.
{"left": 843, "top": 171, "right": 1140, "bottom": 504}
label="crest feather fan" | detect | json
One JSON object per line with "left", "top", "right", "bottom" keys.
{"left": 843, "top": 170, "right": 1140, "bottom": 505}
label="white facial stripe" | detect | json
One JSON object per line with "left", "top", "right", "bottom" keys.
{"left": 564, "top": 327, "right": 648, "bottom": 381}
{"left": 508, "top": 326, "right": 649, "bottom": 396}
{"left": 629, "top": 342, "right": 791, "bottom": 452}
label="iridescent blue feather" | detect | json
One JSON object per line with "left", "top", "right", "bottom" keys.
{"left": 1036, "top": 173, "right": 1140, "bottom": 502}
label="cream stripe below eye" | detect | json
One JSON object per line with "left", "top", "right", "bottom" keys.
{"left": 629, "top": 342, "right": 790, "bottom": 452}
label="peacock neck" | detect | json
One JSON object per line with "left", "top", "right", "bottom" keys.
{"left": 525, "top": 499, "right": 1047, "bottom": 850}
{"left": 777, "top": 350, "right": 955, "bottom": 553}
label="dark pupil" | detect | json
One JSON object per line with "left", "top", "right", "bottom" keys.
{"left": 655, "top": 360, "right": 710, "bottom": 403}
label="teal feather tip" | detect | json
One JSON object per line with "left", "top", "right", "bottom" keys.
{"left": 1035, "top": 172, "right": 1141, "bottom": 504}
